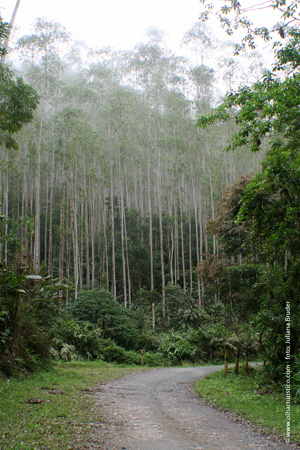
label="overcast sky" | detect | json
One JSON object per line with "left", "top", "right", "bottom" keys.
{"left": 0, "top": 0, "right": 284, "bottom": 81}
{"left": 0, "top": 0, "right": 204, "bottom": 52}
{"left": 1, "top": 0, "right": 283, "bottom": 52}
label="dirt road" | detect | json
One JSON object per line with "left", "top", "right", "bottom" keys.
{"left": 89, "top": 366, "right": 294, "bottom": 450}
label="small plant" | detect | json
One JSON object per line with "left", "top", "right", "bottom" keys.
{"left": 50, "top": 317, "right": 103, "bottom": 360}
{"left": 158, "top": 332, "right": 197, "bottom": 364}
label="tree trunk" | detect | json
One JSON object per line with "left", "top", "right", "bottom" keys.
{"left": 119, "top": 173, "right": 127, "bottom": 307}
{"left": 33, "top": 61, "right": 47, "bottom": 273}
{"left": 71, "top": 180, "right": 79, "bottom": 300}
{"left": 79, "top": 201, "right": 84, "bottom": 290}
{"left": 1, "top": 0, "right": 22, "bottom": 64}
{"left": 179, "top": 182, "right": 186, "bottom": 293}
{"left": 3, "top": 148, "right": 9, "bottom": 264}
{"left": 188, "top": 209, "right": 193, "bottom": 292}
{"left": 44, "top": 178, "right": 49, "bottom": 267}
{"left": 47, "top": 141, "right": 55, "bottom": 276}
{"left": 84, "top": 166, "right": 90, "bottom": 289}
{"left": 84, "top": 198, "right": 90, "bottom": 288}
{"left": 33, "top": 109, "right": 43, "bottom": 273}
{"left": 245, "top": 349, "right": 249, "bottom": 374}
{"left": 235, "top": 348, "right": 240, "bottom": 375}
{"left": 91, "top": 193, "right": 96, "bottom": 290}
{"left": 156, "top": 143, "right": 165, "bottom": 317}
{"left": 108, "top": 123, "right": 116, "bottom": 299}
{"left": 191, "top": 165, "right": 201, "bottom": 306}
{"left": 207, "top": 143, "right": 216, "bottom": 255}
{"left": 124, "top": 210, "right": 132, "bottom": 306}
{"left": 147, "top": 123, "right": 154, "bottom": 291}
{"left": 59, "top": 194, "right": 64, "bottom": 281}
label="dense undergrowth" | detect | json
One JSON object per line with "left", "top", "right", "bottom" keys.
{"left": 0, "top": 270, "right": 258, "bottom": 376}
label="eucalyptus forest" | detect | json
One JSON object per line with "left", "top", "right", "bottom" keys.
{"left": 0, "top": 0, "right": 299, "bottom": 405}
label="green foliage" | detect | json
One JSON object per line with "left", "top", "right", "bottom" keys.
{"left": 0, "top": 268, "right": 48, "bottom": 375}
{"left": 194, "top": 321, "right": 258, "bottom": 362}
{"left": 70, "top": 289, "right": 141, "bottom": 349}
{"left": 291, "top": 358, "right": 300, "bottom": 401}
{"left": 50, "top": 314, "right": 170, "bottom": 366}
{"left": 70, "top": 289, "right": 114, "bottom": 323}
{"left": 158, "top": 332, "right": 197, "bottom": 364}
{"left": 198, "top": 70, "right": 300, "bottom": 153}
{"left": 235, "top": 148, "right": 300, "bottom": 383}
{"left": 0, "top": 23, "right": 39, "bottom": 149}
{"left": 0, "top": 66, "right": 39, "bottom": 136}
{"left": 99, "top": 339, "right": 140, "bottom": 365}
{"left": 143, "top": 351, "right": 169, "bottom": 367}
{"left": 0, "top": 252, "right": 69, "bottom": 375}
{"left": 50, "top": 317, "right": 103, "bottom": 360}
{"left": 199, "top": 0, "right": 300, "bottom": 53}
{"left": 237, "top": 148, "right": 300, "bottom": 261}
{"left": 197, "top": 14, "right": 300, "bottom": 390}
{"left": 206, "top": 175, "right": 253, "bottom": 256}
{"left": 163, "top": 283, "right": 191, "bottom": 329}
{"left": 0, "top": 17, "right": 9, "bottom": 58}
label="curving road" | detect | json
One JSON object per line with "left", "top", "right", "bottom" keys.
{"left": 89, "top": 366, "right": 295, "bottom": 450}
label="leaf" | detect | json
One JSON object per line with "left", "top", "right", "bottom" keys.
{"left": 25, "top": 275, "right": 43, "bottom": 280}
{"left": 16, "top": 289, "right": 26, "bottom": 294}
{"left": 24, "top": 398, "right": 43, "bottom": 404}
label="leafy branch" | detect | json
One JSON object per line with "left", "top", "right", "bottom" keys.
{"left": 199, "top": 0, "right": 300, "bottom": 52}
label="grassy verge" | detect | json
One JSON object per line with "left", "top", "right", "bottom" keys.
{"left": 195, "top": 366, "right": 300, "bottom": 445}
{"left": 0, "top": 361, "right": 146, "bottom": 450}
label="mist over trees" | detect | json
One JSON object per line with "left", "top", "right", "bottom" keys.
{"left": 0, "top": 18, "right": 264, "bottom": 300}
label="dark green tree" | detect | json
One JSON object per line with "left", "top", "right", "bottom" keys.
{"left": 70, "top": 289, "right": 141, "bottom": 349}
{"left": 0, "top": 16, "right": 39, "bottom": 150}
{"left": 197, "top": 4, "right": 300, "bottom": 390}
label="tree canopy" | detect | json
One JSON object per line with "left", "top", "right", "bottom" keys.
{"left": 0, "top": 17, "right": 39, "bottom": 150}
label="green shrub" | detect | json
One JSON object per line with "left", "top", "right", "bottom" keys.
{"left": 99, "top": 338, "right": 140, "bottom": 364}
{"left": 52, "top": 343, "right": 79, "bottom": 361}
{"left": 158, "top": 332, "right": 197, "bottom": 364}
{"left": 0, "top": 259, "right": 70, "bottom": 376}
{"left": 143, "top": 352, "right": 170, "bottom": 367}
{"left": 50, "top": 317, "right": 103, "bottom": 359}
{"left": 70, "top": 289, "right": 141, "bottom": 349}
{"left": 0, "top": 293, "right": 50, "bottom": 376}
{"left": 100, "top": 339, "right": 126, "bottom": 362}
{"left": 101, "top": 343, "right": 169, "bottom": 366}
{"left": 137, "top": 329, "right": 161, "bottom": 351}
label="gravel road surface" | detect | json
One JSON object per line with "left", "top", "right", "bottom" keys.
{"left": 89, "top": 366, "right": 295, "bottom": 450}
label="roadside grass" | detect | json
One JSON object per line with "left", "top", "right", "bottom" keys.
{"left": 0, "top": 361, "right": 146, "bottom": 450}
{"left": 195, "top": 365, "right": 300, "bottom": 445}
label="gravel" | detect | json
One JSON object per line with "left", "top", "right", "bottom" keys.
{"left": 87, "top": 366, "right": 298, "bottom": 450}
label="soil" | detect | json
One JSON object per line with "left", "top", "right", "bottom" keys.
{"left": 86, "top": 366, "right": 298, "bottom": 450}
